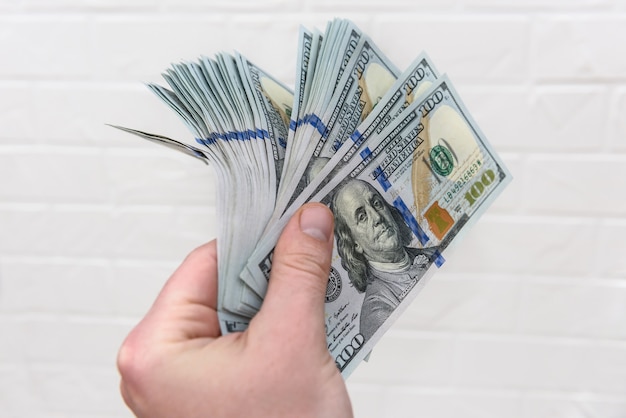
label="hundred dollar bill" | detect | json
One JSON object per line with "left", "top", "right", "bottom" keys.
{"left": 211, "top": 55, "right": 294, "bottom": 322}
{"left": 109, "top": 51, "right": 294, "bottom": 327}
{"left": 242, "top": 53, "right": 439, "bottom": 296}
{"left": 236, "top": 53, "right": 293, "bottom": 191}
{"left": 245, "top": 75, "right": 512, "bottom": 376}
{"left": 275, "top": 20, "right": 361, "bottom": 206}
{"left": 175, "top": 54, "right": 262, "bottom": 319}
{"left": 274, "top": 35, "right": 400, "bottom": 218}
{"left": 281, "top": 27, "right": 323, "bottom": 199}
{"left": 244, "top": 33, "right": 401, "bottom": 296}
{"left": 106, "top": 125, "right": 209, "bottom": 164}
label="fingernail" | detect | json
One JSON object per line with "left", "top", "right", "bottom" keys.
{"left": 300, "top": 204, "right": 333, "bottom": 242}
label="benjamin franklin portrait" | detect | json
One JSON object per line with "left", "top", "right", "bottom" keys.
{"left": 329, "top": 179, "right": 439, "bottom": 342}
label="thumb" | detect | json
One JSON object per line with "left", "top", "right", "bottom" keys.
{"left": 252, "top": 203, "right": 334, "bottom": 345}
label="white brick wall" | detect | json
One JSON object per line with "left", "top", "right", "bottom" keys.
{"left": 0, "top": 1, "right": 624, "bottom": 417}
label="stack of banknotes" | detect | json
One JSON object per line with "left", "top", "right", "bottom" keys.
{"left": 112, "top": 18, "right": 511, "bottom": 377}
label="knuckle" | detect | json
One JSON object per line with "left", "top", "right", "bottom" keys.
{"left": 116, "top": 337, "right": 139, "bottom": 380}
{"left": 117, "top": 332, "right": 151, "bottom": 386}
{"left": 181, "top": 240, "right": 216, "bottom": 266}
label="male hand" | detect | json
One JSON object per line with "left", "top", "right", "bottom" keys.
{"left": 117, "top": 203, "right": 353, "bottom": 418}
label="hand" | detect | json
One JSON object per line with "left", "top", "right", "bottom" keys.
{"left": 117, "top": 203, "right": 353, "bottom": 418}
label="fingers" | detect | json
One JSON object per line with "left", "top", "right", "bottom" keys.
{"left": 153, "top": 240, "right": 219, "bottom": 313}
{"left": 118, "top": 240, "right": 220, "bottom": 372}
{"left": 118, "top": 240, "right": 222, "bottom": 414}
{"left": 253, "top": 203, "right": 334, "bottom": 346}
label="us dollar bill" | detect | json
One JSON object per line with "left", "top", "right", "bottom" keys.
{"left": 106, "top": 124, "right": 209, "bottom": 164}
{"left": 236, "top": 53, "right": 293, "bottom": 191}
{"left": 276, "top": 20, "right": 362, "bottom": 206}
{"left": 245, "top": 75, "right": 512, "bottom": 376}
{"left": 242, "top": 53, "right": 440, "bottom": 296}
{"left": 274, "top": 35, "right": 400, "bottom": 218}
{"left": 281, "top": 27, "right": 323, "bottom": 199}
{"left": 245, "top": 33, "right": 401, "bottom": 295}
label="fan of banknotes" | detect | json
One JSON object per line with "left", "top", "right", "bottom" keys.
{"left": 111, "top": 18, "right": 511, "bottom": 377}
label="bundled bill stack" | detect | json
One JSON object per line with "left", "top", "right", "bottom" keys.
{"left": 113, "top": 18, "right": 511, "bottom": 377}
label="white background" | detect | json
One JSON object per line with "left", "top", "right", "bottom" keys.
{"left": 1, "top": 0, "right": 625, "bottom": 417}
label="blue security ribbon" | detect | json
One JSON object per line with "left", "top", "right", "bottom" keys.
{"left": 433, "top": 250, "right": 445, "bottom": 267}
{"left": 359, "top": 147, "right": 372, "bottom": 161}
{"left": 392, "top": 197, "right": 430, "bottom": 246}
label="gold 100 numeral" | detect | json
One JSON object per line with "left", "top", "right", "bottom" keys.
{"left": 464, "top": 169, "right": 496, "bottom": 206}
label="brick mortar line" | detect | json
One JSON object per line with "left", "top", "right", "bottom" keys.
{"left": 0, "top": 312, "right": 144, "bottom": 325}
{"left": 0, "top": 11, "right": 623, "bottom": 21}
{"left": 384, "top": 329, "right": 626, "bottom": 346}
{"left": 0, "top": 362, "right": 119, "bottom": 371}
{"left": 0, "top": 202, "right": 214, "bottom": 211}
{"left": 0, "top": 254, "right": 180, "bottom": 266}
{"left": 0, "top": 79, "right": 149, "bottom": 88}
{"left": 347, "top": 383, "right": 626, "bottom": 402}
